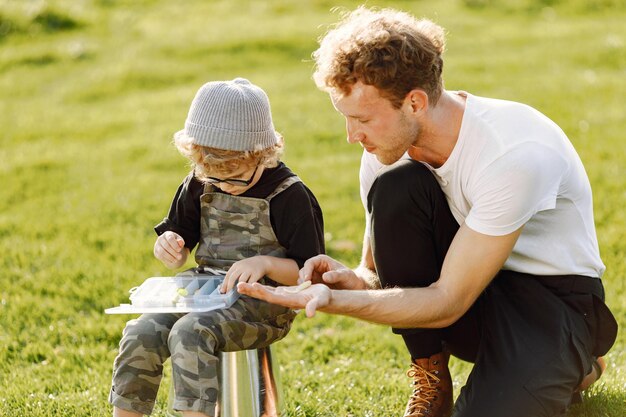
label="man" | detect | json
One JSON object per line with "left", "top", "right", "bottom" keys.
{"left": 238, "top": 6, "right": 617, "bottom": 417}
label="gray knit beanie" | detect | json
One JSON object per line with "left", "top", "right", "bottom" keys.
{"left": 176, "top": 78, "right": 279, "bottom": 151}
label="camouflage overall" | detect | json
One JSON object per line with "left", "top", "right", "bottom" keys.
{"left": 109, "top": 176, "right": 300, "bottom": 416}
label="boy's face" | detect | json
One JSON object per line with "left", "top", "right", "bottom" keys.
{"left": 207, "top": 164, "right": 264, "bottom": 195}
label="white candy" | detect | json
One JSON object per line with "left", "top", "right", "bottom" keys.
{"left": 283, "top": 280, "right": 312, "bottom": 293}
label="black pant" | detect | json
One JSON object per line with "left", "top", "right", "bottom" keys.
{"left": 368, "top": 160, "right": 617, "bottom": 417}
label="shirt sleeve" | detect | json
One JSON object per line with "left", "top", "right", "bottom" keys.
{"left": 270, "top": 182, "right": 325, "bottom": 268}
{"left": 359, "top": 151, "right": 382, "bottom": 211}
{"left": 154, "top": 173, "right": 203, "bottom": 250}
{"left": 464, "top": 143, "right": 569, "bottom": 236}
{"left": 359, "top": 151, "right": 381, "bottom": 238}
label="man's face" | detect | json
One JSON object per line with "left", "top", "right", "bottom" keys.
{"left": 331, "top": 82, "right": 420, "bottom": 165}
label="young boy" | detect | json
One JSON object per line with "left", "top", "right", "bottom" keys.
{"left": 109, "top": 78, "right": 325, "bottom": 417}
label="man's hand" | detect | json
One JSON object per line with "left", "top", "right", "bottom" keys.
{"left": 154, "top": 231, "right": 188, "bottom": 269}
{"left": 221, "top": 256, "right": 269, "bottom": 293}
{"left": 299, "top": 254, "right": 368, "bottom": 290}
{"left": 237, "top": 281, "right": 331, "bottom": 317}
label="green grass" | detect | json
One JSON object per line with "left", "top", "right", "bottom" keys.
{"left": 0, "top": 0, "right": 624, "bottom": 415}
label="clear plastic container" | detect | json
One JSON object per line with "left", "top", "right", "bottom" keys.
{"left": 105, "top": 272, "right": 240, "bottom": 314}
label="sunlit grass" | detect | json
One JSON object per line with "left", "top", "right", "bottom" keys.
{"left": 1, "top": 0, "right": 624, "bottom": 415}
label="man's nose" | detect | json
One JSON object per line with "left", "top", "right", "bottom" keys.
{"left": 346, "top": 121, "right": 363, "bottom": 144}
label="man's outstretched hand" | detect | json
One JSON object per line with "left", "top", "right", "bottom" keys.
{"left": 238, "top": 254, "right": 368, "bottom": 318}
{"left": 237, "top": 281, "right": 332, "bottom": 318}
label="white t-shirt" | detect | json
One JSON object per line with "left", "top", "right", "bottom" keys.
{"left": 360, "top": 92, "right": 605, "bottom": 278}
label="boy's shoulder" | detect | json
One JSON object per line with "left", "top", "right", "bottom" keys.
{"left": 255, "top": 163, "right": 320, "bottom": 205}
{"left": 243, "top": 162, "right": 295, "bottom": 198}
{"left": 266, "top": 163, "right": 316, "bottom": 195}
{"left": 180, "top": 172, "right": 205, "bottom": 198}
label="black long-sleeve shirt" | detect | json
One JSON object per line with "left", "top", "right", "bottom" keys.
{"left": 155, "top": 162, "right": 325, "bottom": 267}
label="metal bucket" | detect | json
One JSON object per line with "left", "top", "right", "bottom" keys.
{"left": 167, "top": 346, "right": 282, "bottom": 417}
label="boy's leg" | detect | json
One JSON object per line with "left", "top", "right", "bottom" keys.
{"left": 168, "top": 297, "right": 295, "bottom": 417}
{"left": 368, "top": 160, "right": 463, "bottom": 417}
{"left": 113, "top": 408, "right": 142, "bottom": 417}
{"left": 110, "top": 313, "right": 181, "bottom": 415}
{"left": 452, "top": 272, "right": 600, "bottom": 417}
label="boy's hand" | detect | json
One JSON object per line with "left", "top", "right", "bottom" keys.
{"left": 221, "top": 256, "right": 269, "bottom": 293}
{"left": 154, "top": 231, "right": 187, "bottom": 269}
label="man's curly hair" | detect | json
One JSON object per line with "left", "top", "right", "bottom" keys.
{"left": 313, "top": 6, "right": 446, "bottom": 108}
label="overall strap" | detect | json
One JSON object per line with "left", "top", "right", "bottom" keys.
{"left": 266, "top": 175, "right": 301, "bottom": 201}
{"left": 202, "top": 182, "right": 216, "bottom": 194}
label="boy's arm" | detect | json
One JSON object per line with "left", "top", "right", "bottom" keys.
{"left": 263, "top": 256, "right": 300, "bottom": 285}
{"left": 221, "top": 256, "right": 299, "bottom": 293}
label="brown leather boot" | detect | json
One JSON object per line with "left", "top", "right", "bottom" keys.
{"left": 404, "top": 351, "right": 453, "bottom": 417}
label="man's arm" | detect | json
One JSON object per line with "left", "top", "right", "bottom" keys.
{"left": 239, "top": 224, "right": 522, "bottom": 327}
{"left": 330, "top": 224, "right": 521, "bottom": 327}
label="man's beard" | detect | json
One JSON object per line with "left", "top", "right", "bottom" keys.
{"left": 375, "top": 120, "right": 421, "bottom": 165}
{"left": 375, "top": 149, "right": 406, "bottom": 165}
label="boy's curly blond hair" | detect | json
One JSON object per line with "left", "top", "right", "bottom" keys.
{"left": 174, "top": 132, "right": 284, "bottom": 183}
{"left": 313, "top": 6, "right": 446, "bottom": 108}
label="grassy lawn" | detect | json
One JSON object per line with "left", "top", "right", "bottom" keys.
{"left": 0, "top": 0, "right": 624, "bottom": 415}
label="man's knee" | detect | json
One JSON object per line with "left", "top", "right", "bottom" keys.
{"left": 368, "top": 159, "right": 439, "bottom": 211}
{"left": 371, "top": 160, "right": 431, "bottom": 195}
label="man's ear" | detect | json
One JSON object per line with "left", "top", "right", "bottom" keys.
{"left": 405, "top": 89, "right": 429, "bottom": 114}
